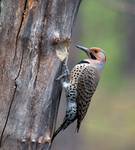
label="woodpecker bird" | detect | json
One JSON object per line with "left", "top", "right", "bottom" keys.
{"left": 52, "top": 45, "right": 106, "bottom": 141}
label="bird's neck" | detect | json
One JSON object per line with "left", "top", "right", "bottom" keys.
{"left": 96, "top": 61, "right": 105, "bottom": 72}
{"left": 82, "top": 59, "right": 105, "bottom": 72}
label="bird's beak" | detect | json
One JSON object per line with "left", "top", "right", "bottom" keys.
{"left": 76, "top": 45, "right": 89, "bottom": 55}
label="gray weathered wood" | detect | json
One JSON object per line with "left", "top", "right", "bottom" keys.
{"left": 0, "top": 0, "right": 81, "bottom": 149}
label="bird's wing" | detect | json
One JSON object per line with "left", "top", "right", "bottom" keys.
{"left": 76, "top": 66, "right": 99, "bottom": 131}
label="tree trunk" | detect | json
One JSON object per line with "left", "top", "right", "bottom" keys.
{"left": 0, "top": 0, "right": 81, "bottom": 149}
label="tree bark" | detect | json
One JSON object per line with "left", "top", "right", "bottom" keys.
{"left": 0, "top": 0, "right": 81, "bottom": 149}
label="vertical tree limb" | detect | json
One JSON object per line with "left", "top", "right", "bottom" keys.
{"left": 0, "top": 0, "right": 81, "bottom": 149}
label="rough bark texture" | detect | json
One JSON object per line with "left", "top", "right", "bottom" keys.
{"left": 0, "top": 0, "right": 81, "bottom": 149}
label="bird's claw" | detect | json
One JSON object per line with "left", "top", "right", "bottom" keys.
{"left": 56, "top": 71, "right": 70, "bottom": 81}
{"left": 56, "top": 74, "right": 65, "bottom": 81}
{"left": 56, "top": 63, "right": 70, "bottom": 81}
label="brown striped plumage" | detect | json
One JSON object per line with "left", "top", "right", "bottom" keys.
{"left": 70, "top": 64, "right": 99, "bottom": 131}
{"left": 76, "top": 65, "right": 99, "bottom": 130}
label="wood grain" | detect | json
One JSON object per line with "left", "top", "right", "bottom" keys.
{"left": 0, "top": 0, "right": 81, "bottom": 149}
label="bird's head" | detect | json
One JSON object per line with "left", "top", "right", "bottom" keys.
{"left": 76, "top": 45, "right": 106, "bottom": 63}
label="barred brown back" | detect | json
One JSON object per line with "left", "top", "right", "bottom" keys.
{"left": 76, "top": 66, "right": 99, "bottom": 131}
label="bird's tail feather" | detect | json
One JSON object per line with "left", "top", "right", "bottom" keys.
{"left": 51, "top": 118, "right": 76, "bottom": 142}
{"left": 51, "top": 119, "right": 68, "bottom": 142}
{"left": 76, "top": 121, "right": 81, "bottom": 132}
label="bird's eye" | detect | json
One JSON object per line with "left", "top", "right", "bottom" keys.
{"left": 94, "top": 50, "right": 98, "bottom": 53}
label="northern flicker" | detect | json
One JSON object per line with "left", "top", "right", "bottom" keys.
{"left": 52, "top": 45, "right": 106, "bottom": 141}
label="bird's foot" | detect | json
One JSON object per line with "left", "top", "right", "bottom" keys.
{"left": 56, "top": 63, "right": 70, "bottom": 81}
{"left": 56, "top": 70, "right": 70, "bottom": 81}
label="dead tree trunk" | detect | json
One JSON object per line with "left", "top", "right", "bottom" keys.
{"left": 0, "top": 0, "right": 81, "bottom": 149}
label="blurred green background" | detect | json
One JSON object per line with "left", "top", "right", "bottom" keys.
{"left": 52, "top": 0, "right": 135, "bottom": 149}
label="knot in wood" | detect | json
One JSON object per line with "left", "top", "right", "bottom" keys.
{"left": 52, "top": 37, "right": 71, "bottom": 46}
